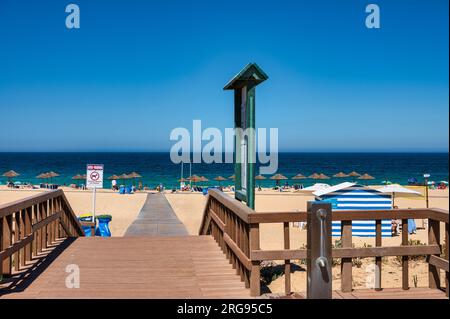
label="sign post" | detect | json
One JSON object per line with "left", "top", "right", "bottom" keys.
{"left": 224, "top": 63, "right": 268, "bottom": 209}
{"left": 86, "top": 164, "right": 104, "bottom": 223}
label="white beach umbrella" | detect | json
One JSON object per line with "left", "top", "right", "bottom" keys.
{"left": 296, "top": 183, "right": 331, "bottom": 193}
{"left": 377, "top": 184, "right": 421, "bottom": 208}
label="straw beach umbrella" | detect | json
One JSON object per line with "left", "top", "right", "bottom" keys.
{"left": 228, "top": 174, "right": 236, "bottom": 180}
{"left": 47, "top": 171, "right": 59, "bottom": 184}
{"left": 214, "top": 176, "right": 227, "bottom": 186}
{"left": 333, "top": 172, "right": 348, "bottom": 178}
{"left": 188, "top": 175, "right": 202, "bottom": 184}
{"left": 292, "top": 173, "right": 306, "bottom": 180}
{"left": 348, "top": 171, "right": 361, "bottom": 177}
{"left": 318, "top": 173, "right": 330, "bottom": 180}
{"left": 72, "top": 174, "right": 85, "bottom": 186}
{"left": 128, "top": 172, "right": 142, "bottom": 186}
{"left": 308, "top": 173, "right": 321, "bottom": 179}
{"left": 347, "top": 171, "right": 361, "bottom": 181}
{"left": 117, "top": 173, "right": 131, "bottom": 185}
{"left": 255, "top": 174, "right": 266, "bottom": 188}
{"left": 2, "top": 170, "right": 20, "bottom": 183}
{"left": 36, "top": 172, "right": 50, "bottom": 184}
{"left": 270, "top": 174, "right": 287, "bottom": 187}
{"left": 358, "top": 173, "right": 375, "bottom": 185}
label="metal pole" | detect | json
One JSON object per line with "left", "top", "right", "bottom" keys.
{"left": 180, "top": 162, "right": 184, "bottom": 190}
{"left": 189, "top": 162, "right": 192, "bottom": 188}
{"left": 92, "top": 187, "right": 96, "bottom": 223}
{"left": 425, "top": 177, "right": 429, "bottom": 208}
{"left": 307, "top": 201, "right": 332, "bottom": 299}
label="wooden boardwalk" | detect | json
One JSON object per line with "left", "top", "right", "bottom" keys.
{"left": 0, "top": 236, "right": 250, "bottom": 299}
{"left": 124, "top": 194, "right": 188, "bottom": 237}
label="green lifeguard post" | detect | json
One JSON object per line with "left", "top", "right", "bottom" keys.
{"left": 223, "top": 63, "right": 268, "bottom": 209}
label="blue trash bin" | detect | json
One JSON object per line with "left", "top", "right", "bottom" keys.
{"left": 95, "top": 217, "right": 112, "bottom": 237}
{"left": 125, "top": 186, "right": 132, "bottom": 194}
{"left": 78, "top": 215, "right": 95, "bottom": 237}
{"left": 119, "top": 186, "right": 125, "bottom": 194}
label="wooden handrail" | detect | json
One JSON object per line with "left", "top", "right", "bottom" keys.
{"left": 200, "top": 188, "right": 449, "bottom": 297}
{"left": 1, "top": 190, "right": 84, "bottom": 280}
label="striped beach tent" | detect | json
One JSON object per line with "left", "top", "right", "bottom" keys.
{"left": 313, "top": 182, "right": 392, "bottom": 237}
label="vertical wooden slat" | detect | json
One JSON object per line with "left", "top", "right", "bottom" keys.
{"left": 1, "top": 215, "right": 13, "bottom": 276}
{"left": 341, "top": 220, "right": 352, "bottom": 293}
{"left": 40, "top": 202, "right": 46, "bottom": 251}
{"left": 13, "top": 212, "right": 20, "bottom": 271}
{"left": 19, "top": 209, "right": 26, "bottom": 267}
{"left": 24, "top": 207, "right": 32, "bottom": 262}
{"left": 375, "top": 219, "right": 382, "bottom": 291}
{"left": 402, "top": 219, "right": 409, "bottom": 290}
{"left": 249, "top": 223, "right": 260, "bottom": 296}
{"left": 33, "top": 204, "right": 39, "bottom": 256}
{"left": 428, "top": 219, "right": 441, "bottom": 289}
{"left": 284, "top": 222, "right": 291, "bottom": 295}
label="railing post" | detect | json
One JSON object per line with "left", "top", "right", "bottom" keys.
{"left": 284, "top": 222, "right": 291, "bottom": 295}
{"left": 249, "top": 223, "right": 260, "bottom": 297}
{"left": 402, "top": 219, "right": 409, "bottom": 290}
{"left": 307, "top": 202, "right": 332, "bottom": 299}
{"left": 341, "top": 220, "right": 352, "bottom": 293}
{"left": 428, "top": 219, "right": 441, "bottom": 289}
{"left": 375, "top": 219, "right": 382, "bottom": 291}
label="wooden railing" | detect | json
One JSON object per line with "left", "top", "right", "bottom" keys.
{"left": 0, "top": 189, "right": 84, "bottom": 279}
{"left": 199, "top": 189, "right": 449, "bottom": 297}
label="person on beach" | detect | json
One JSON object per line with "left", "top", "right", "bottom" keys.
{"left": 111, "top": 179, "right": 117, "bottom": 190}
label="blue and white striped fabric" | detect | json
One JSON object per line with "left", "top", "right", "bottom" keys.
{"left": 315, "top": 185, "right": 392, "bottom": 237}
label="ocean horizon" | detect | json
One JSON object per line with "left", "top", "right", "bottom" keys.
{"left": 0, "top": 152, "right": 448, "bottom": 189}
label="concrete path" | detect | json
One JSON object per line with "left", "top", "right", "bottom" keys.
{"left": 124, "top": 193, "right": 188, "bottom": 237}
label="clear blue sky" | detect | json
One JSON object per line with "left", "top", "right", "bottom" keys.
{"left": 0, "top": 0, "right": 448, "bottom": 152}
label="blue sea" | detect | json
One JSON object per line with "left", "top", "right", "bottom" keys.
{"left": 0, "top": 153, "right": 448, "bottom": 189}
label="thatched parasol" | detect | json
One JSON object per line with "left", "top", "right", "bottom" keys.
{"left": 2, "top": 170, "right": 20, "bottom": 182}
{"left": 178, "top": 177, "right": 189, "bottom": 182}
{"left": 107, "top": 175, "right": 120, "bottom": 180}
{"left": 308, "top": 173, "right": 321, "bottom": 179}
{"left": 47, "top": 171, "right": 59, "bottom": 184}
{"left": 270, "top": 174, "right": 287, "bottom": 186}
{"left": 228, "top": 174, "right": 236, "bottom": 180}
{"left": 333, "top": 172, "right": 348, "bottom": 178}
{"left": 72, "top": 174, "right": 85, "bottom": 186}
{"left": 318, "top": 173, "right": 330, "bottom": 180}
{"left": 128, "top": 172, "right": 142, "bottom": 186}
{"left": 36, "top": 172, "right": 50, "bottom": 183}
{"left": 188, "top": 175, "right": 202, "bottom": 184}
{"left": 358, "top": 173, "right": 375, "bottom": 185}
{"left": 255, "top": 174, "right": 266, "bottom": 187}
{"left": 292, "top": 174, "right": 306, "bottom": 180}
{"left": 358, "top": 173, "right": 375, "bottom": 180}
{"left": 117, "top": 173, "right": 131, "bottom": 185}
{"left": 214, "top": 176, "right": 227, "bottom": 181}
{"left": 200, "top": 176, "right": 209, "bottom": 183}
{"left": 214, "top": 176, "right": 227, "bottom": 186}
{"left": 348, "top": 171, "right": 361, "bottom": 177}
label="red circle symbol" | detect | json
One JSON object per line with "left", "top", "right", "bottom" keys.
{"left": 90, "top": 171, "right": 100, "bottom": 181}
